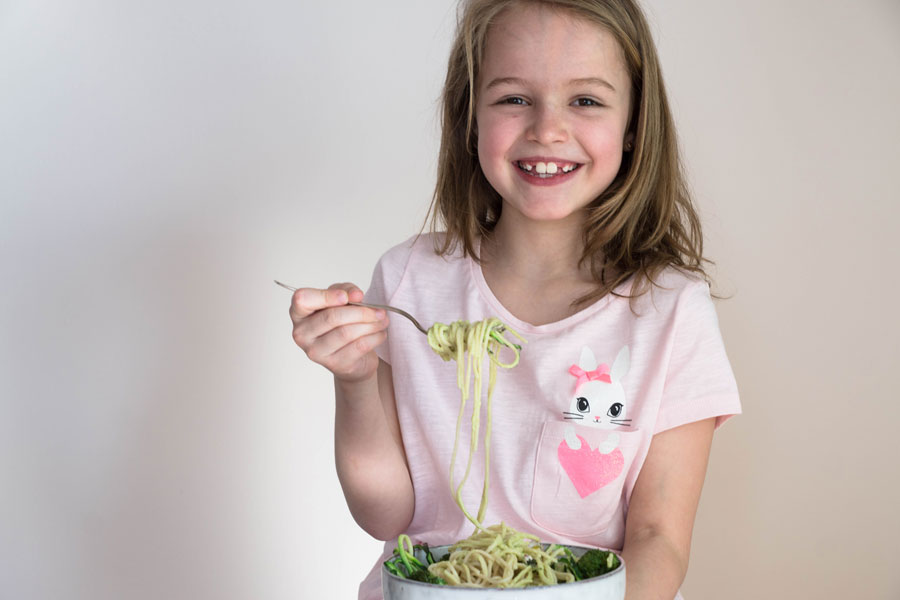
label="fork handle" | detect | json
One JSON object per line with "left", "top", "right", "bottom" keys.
{"left": 275, "top": 281, "right": 428, "bottom": 336}
{"left": 349, "top": 302, "right": 429, "bottom": 335}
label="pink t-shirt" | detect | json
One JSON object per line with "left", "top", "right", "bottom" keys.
{"left": 358, "top": 233, "right": 741, "bottom": 599}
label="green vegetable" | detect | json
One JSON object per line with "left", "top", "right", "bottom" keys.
{"left": 408, "top": 569, "right": 447, "bottom": 585}
{"left": 554, "top": 547, "right": 583, "bottom": 581}
{"left": 574, "top": 549, "right": 621, "bottom": 579}
{"left": 383, "top": 535, "right": 447, "bottom": 585}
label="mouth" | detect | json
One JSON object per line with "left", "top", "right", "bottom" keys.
{"left": 515, "top": 160, "right": 581, "bottom": 178}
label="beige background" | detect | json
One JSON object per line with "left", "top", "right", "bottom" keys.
{"left": 1, "top": 0, "right": 898, "bottom": 599}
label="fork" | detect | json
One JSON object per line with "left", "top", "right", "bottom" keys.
{"left": 274, "top": 280, "right": 428, "bottom": 335}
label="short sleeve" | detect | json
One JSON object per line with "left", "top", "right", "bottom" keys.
{"left": 654, "top": 281, "right": 741, "bottom": 434}
{"left": 363, "top": 236, "right": 417, "bottom": 363}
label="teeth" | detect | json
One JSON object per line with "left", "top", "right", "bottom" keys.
{"left": 519, "top": 161, "right": 576, "bottom": 175}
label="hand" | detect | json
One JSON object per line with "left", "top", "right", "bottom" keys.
{"left": 289, "top": 283, "right": 389, "bottom": 383}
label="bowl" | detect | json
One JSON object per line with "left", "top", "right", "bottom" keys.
{"left": 382, "top": 544, "right": 625, "bottom": 600}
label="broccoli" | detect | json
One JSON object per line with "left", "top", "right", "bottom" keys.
{"left": 575, "top": 549, "right": 620, "bottom": 579}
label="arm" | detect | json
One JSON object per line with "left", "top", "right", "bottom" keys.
{"left": 290, "top": 283, "right": 414, "bottom": 540}
{"left": 334, "top": 360, "right": 414, "bottom": 539}
{"left": 621, "top": 417, "right": 715, "bottom": 600}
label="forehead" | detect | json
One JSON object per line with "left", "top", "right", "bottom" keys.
{"left": 480, "top": 4, "right": 630, "bottom": 92}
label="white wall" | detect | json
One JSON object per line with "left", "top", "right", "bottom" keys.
{"left": 1, "top": 1, "right": 898, "bottom": 599}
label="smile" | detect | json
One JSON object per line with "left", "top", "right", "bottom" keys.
{"left": 516, "top": 160, "right": 580, "bottom": 178}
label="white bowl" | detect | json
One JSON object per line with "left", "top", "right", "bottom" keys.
{"left": 382, "top": 544, "right": 625, "bottom": 600}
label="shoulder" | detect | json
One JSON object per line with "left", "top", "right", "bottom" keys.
{"left": 629, "top": 267, "right": 713, "bottom": 319}
{"left": 374, "top": 231, "right": 456, "bottom": 272}
{"left": 642, "top": 269, "right": 740, "bottom": 431}
{"left": 367, "top": 232, "right": 462, "bottom": 304}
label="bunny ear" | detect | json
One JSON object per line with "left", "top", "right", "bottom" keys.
{"left": 611, "top": 346, "right": 630, "bottom": 380}
{"left": 578, "top": 346, "right": 598, "bottom": 370}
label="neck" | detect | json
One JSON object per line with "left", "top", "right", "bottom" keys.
{"left": 477, "top": 211, "right": 602, "bottom": 326}
{"left": 482, "top": 212, "right": 590, "bottom": 283}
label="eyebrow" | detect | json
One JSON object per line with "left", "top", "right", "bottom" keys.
{"left": 485, "top": 76, "right": 617, "bottom": 93}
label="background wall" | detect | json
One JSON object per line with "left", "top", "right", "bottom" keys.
{"left": 1, "top": 1, "right": 898, "bottom": 599}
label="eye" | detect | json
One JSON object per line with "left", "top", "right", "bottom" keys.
{"left": 572, "top": 97, "right": 604, "bottom": 107}
{"left": 576, "top": 397, "right": 590, "bottom": 413}
{"left": 607, "top": 403, "right": 623, "bottom": 418}
{"left": 499, "top": 96, "right": 528, "bottom": 106}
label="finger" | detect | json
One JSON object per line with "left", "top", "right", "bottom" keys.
{"left": 297, "top": 300, "right": 387, "bottom": 342}
{"left": 328, "top": 282, "right": 365, "bottom": 303}
{"left": 320, "top": 329, "right": 389, "bottom": 379}
{"left": 301, "top": 318, "right": 389, "bottom": 362}
{"left": 289, "top": 287, "right": 349, "bottom": 321}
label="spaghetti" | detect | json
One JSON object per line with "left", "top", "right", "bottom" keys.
{"left": 426, "top": 318, "right": 522, "bottom": 528}
{"left": 386, "top": 317, "right": 618, "bottom": 588}
{"left": 426, "top": 523, "right": 575, "bottom": 587}
{"left": 425, "top": 318, "right": 579, "bottom": 588}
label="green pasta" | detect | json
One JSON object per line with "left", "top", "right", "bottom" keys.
{"left": 426, "top": 318, "right": 522, "bottom": 528}
{"left": 426, "top": 523, "right": 575, "bottom": 588}
{"left": 386, "top": 317, "right": 618, "bottom": 588}
{"left": 427, "top": 319, "right": 576, "bottom": 587}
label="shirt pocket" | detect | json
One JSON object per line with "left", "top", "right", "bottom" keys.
{"left": 530, "top": 420, "right": 642, "bottom": 537}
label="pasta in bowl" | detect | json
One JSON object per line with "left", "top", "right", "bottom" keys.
{"left": 382, "top": 532, "right": 625, "bottom": 599}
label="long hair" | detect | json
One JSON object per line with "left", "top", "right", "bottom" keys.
{"left": 427, "top": 0, "right": 710, "bottom": 304}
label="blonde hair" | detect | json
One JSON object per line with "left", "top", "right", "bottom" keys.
{"left": 428, "top": 0, "right": 710, "bottom": 304}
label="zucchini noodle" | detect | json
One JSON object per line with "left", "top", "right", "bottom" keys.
{"left": 426, "top": 318, "right": 522, "bottom": 528}
{"left": 387, "top": 318, "right": 620, "bottom": 588}
{"left": 426, "top": 523, "right": 576, "bottom": 587}
{"left": 424, "top": 318, "right": 576, "bottom": 587}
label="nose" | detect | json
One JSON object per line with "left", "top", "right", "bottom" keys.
{"left": 526, "top": 103, "right": 568, "bottom": 145}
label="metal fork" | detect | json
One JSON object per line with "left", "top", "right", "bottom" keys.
{"left": 274, "top": 280, "right": 428, "bottom": 335}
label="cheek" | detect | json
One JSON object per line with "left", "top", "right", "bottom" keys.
{"left": 577, "top": 116, "right": 627, "bottom": 155}
{"left": 591, "top": 125, "right": 625, "bottom": 154}
{"left": 476, "top": 120, "right": 515, "bottom": 184}
{"left": 477, "top": 114, "right": 516, "bottom": 160}
{"left": 588, "top": 135, "right": 625, "bottom": 175}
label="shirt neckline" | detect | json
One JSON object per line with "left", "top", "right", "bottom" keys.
{"left": 465, "top": 239, "right": 619, "bottom": 335}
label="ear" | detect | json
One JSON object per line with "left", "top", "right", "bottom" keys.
{"left": 578, "top": 346, "right": 597, "bottom": 371}
{"left": 624, "top": 132, "right": 635, "bottom": 152}
{"left": 611, "top": 346, "right": 630, "bottom": 380}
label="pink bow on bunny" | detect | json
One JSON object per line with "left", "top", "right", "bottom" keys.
{"left": 569, "top": 364, "right": 612, "bottom": 387}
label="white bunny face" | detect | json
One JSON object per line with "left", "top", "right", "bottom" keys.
{"left": 563, "top": 346, "right": 632, "bottom": 429}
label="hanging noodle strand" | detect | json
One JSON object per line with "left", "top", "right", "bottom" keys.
{"left": 421, "top": 319, "right": 574, "bottom": 587}
{"left": 426, "top": 318, "right": 521, "bottom": 527}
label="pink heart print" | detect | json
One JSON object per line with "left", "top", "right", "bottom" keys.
{"left": 557, "top": 435, "right": 624, "bottom": 498}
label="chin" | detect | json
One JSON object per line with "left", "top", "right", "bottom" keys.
{"left": 514, "top": 205, "right": 588, "bottom": 224}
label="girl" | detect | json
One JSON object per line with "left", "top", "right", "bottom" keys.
{"left": 289, "top": 1, "right": 740, "bottom": 598}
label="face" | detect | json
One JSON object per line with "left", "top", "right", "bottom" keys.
{"left": 475, "top": 5, "right": 633, "bottom": 225}
{"left": 565, "top": 380, "right": 628, "bottom": 430}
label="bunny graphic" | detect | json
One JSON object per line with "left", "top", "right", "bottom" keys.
{"left": 557, "top": 346, "right": 631, "bottom": 498}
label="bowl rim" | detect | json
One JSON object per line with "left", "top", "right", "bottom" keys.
{"left": 382, "top": 543, "right": 625, "bottom": 592}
